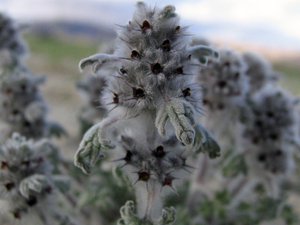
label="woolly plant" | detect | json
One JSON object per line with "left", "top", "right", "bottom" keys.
{"left": 196, "top": 47, "right": 249, "bottom": 135}
{"left": 224, "top": 86, "right": 300, "bottom": 200}
{"left": 0, "top": 64, "right": 66, "bottom": 142}
{"left": 76, "top": 73, "right": 107, "bottom": 137}
{"left": 74, "top": 2, "right": 220, "bottom": 224}
{"left": 187, "top": 48, "right": 249, "bottom": 191}
{"left": 242, "top": 86, "right": 299, "bottom": 147}
{"left": 242, "top": 51, "right": 280, "bottom": 93}
{"left": 0, "top": 13, "right": 26, "bottom": 69}
{"left": 182, "top": 47, "right": 300, "bottom": 224}
{"left": 0, "top": 133, "right": 74, "bottom": 225}
{"left": 202, "top": 87, "right": 300, "bottom": 224}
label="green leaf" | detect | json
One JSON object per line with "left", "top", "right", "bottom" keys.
{"left": 47, "top": 121, "right": 68, "bottom": 138}
{"left": 192, "top": 123, "right": 221, "bottom": 159}
{"left": 52, "top": 175, "right": 71, "bottom": 194}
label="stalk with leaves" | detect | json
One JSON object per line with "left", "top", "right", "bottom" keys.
{"left": 74, "top": 2, "right": 221, "bottom": 224}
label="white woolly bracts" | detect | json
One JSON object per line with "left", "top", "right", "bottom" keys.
{"left": 194, "top": 47, "right": 249, "bottom": 156}
{"left": 227, "top": 137, "right": 296, "bottom": 205}
{"left": 0, "top": 65, "right": 66, "bottom": 141}
{"left": 242, "top": 51, "right": 280, "bottom": 93}
{"left": 74, "top": 3, "right": 221, "bottom": 223}
{"left": 114, "top": 133, "right": 191, "bottom": 189}
{"left": 246, "top": 139, "right": 294, "bottom": 182}
{"left": 197, "top": 47, "right": 249, "bottom": 112}
{"left": 0, "top": 13, "right": 27, "bottom": 69}
{"left": 109, "top": 131, "right": 193, "bottom": 220}
{"left": 242, "top": 86, "right": 299, "bottom": 145}
{"left": 74, "top": 2, "right": 220, "bottom": 179}
{"left": 0, "top": 133, "right": 54, "bottom": 220}
{"left": 227, "top": 86, "right": 300, "bottom": 204}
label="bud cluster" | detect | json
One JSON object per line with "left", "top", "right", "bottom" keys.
{"left": 0, "top": 133, "right": 54, "bottom": 220}
{"left": 0, "top": 13, "right": 26, "bottom": 68}
{"left": 198, "top": 47, "right": 249, "bottom": 112}
{"left": 76, "top": 73, "right": 107, "bottom": 136}
{"left": 185, "top": 37, "right": 300, "bottom": 224}
{"left": 242, "top": 51, "right": 280, "bottom": 93}
{"left": 0, "top": 66, "right": 48, "bottom": 140}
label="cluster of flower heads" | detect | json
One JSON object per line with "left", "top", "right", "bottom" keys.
{"left": 198, "top": 47, "right": 249, "bottom": 112}
{"left": 75, "top": 2, "right": 220, "bottom": 223}
{"left": 75, "top": 1, "right": 220, "bottom": 173}
{"left": 243, "top": 86, "right": 299, "bottom": 145}
{"left": 0, "top": 65, "right": 66, "bottom": 141}
{"left": 237, "top": 86, "right": 300, "bottom": 198}
{"left": 0, "top": 13, "right": 26, "bottom": 68}
{"left": 194, "top": 47, "right": 250, "bottom": 159}
{"left": 114, "top": 134, "right": 192, "bottom": 193}
{"left": 0, "top": 66, "right": 47, "bottom": 139}
{"left": 178, "top": 42, "right": 300, "bottom": 224}
{"left": 0, "top": 133, "right": 54, "bottom": 221}
{"left": 192, "top": 39, "right": 299, "bottom": 204}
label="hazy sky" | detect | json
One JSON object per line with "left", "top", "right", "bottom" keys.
{"left": 0, "top": 0, "right": 299, "bottom": 50}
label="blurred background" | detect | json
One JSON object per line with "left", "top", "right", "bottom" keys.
{"left": 0, "top": 0, "right": 299, "bottom": 156}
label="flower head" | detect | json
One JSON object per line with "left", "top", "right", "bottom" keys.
{"left": 0, "top": 133, "right": 54, "bottom": 219}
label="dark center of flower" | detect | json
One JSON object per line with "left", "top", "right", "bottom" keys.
{"left": 6, "top": 88, "right": 12, "bottom": 95}
{"left": 21, "top": 84, "right": 27, "bottom": 91}
{"left": 218, "top": 81, "right": 227, "bottom": 88}
{"left": 113, "top": 93, "right": 119, "bottom": 104}
{"left": 266, "top": 111, "right": 274, "bottom": 118}
{"left": 269, "top": 133, "right": 278, "bottom": 140}
{"left": 12, "top": 210, "right": 21, "bottom": 219}
{"left": 275, "top": 149, "right": 282, "bottom": 157}
{"left": 44, "top": 186, "right": 52, "bottom": 194}
{"left": 1, "top": 161, "right": 9, "bottom": 169}
{"left": 26, "top": 195, "right": 38, "bottom": 207}
{"left": 152, "top": 63, "right": 163, "bottom": 74}
{"left": 223, "top": 62, "right": 230, "bottom": 67}
{"left": 22, "top": 160, "right": 30, "bottom": 167}
{"left": 162, "top": 176, "right": 173, "bottom": 186}
{"left": 258, "top": 153, "right": 267, "bottom": 162}
{"left": 176, "top": 67, "right": 183, "bottom": 74}
{"left": 133, "top": 88, "right": 145, "bottom": 98}
{"left": 23, "top": 121, "right": 31, "bottom": 127}
{"left": 12, "top": 109, "right": 19, "bottom": 115}
{"left": 141, "top": 20, "right": 151, "bottom": 32}
{"left": 217, "top": 103, "right": 225, "bottom": 110}
{"left": 120, "top": 68, "right": 127, "bottom": 74}
{"left": 5, "top": 182, "right": 15, "bottom": 191}
{"left": 138, "top": 171, "right": 150, "bottom": 181}
{"left": 162, "top": 40, "right": 171, "bottom": 51}
{"left": 234, "top": 72, "right": 240, "bottom": 79}
{"left": 153, "top": 145, "right": 166, "bottom": 158}
{"left": 131, "top": 50, "right": 140, "bottom": 59}
{"left": 182, "top": 88, "right": 191, "bottom": 98}
{"left": 124, "top": 150, "right": 132, "bottom": 162}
